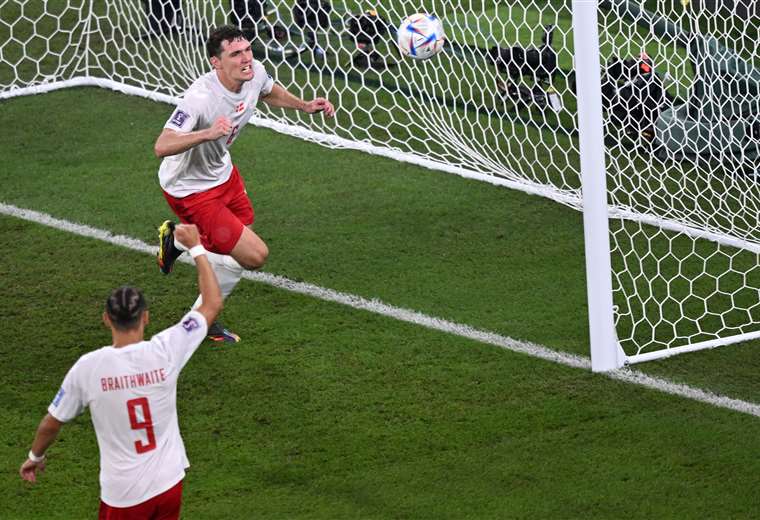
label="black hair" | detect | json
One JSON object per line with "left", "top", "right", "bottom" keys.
{"left": 206, "top": 25, "right": 247, "bottom": 58}
{"left": 105, "top": 286, "right": 147, "bottom": 331}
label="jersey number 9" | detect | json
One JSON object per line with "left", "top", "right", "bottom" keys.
{"left": 127, "top": 397, "right": 157, "bottom": 454}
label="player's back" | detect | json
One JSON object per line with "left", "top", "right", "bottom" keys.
{"left": 49, "top": 311, "right": 207, "bottom": 507}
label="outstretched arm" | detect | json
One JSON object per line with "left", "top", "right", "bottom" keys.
{"left": 261, "top": 84, "right": 335, "bottom": 117}
{"left": 154, "top": 116, "right": 234, "bottom": 158}
{"left": 19, "top": 414, "right": 64, "bottom": 483}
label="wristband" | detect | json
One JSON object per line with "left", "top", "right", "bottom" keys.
{"left": 189, "top": 245, "right": 207, "bottom": 258}
{"left": 28, "top": 450, "right": 45, "bottom": 463}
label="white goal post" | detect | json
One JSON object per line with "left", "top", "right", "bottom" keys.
{"left": 2, "top": 0, "right": 759, "bottom": 371}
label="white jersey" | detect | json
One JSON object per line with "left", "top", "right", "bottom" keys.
{"left": 48, "top": 311, "right": 208, "bottom": 507}
{"left": 159, "top": 63, "right": 274, "bottom": 198}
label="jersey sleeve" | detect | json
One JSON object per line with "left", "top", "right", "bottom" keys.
{"left": 151, "top": 310, "right": 209, "bottom": 371}
{"left": 48, "top": 360, "right": 86, "bottom": 423}
{"left": 164, "top": 92, "right": 205, "bottom": 132}
{"left": 256, "top": 61, "right": 275, "bottom": 96}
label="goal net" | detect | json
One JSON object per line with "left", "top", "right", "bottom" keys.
{"left": 1, "top": 0, "right": 758, "bottom": 368}
{"left": 598, "top": 0, "right": 760, "bottom": 364}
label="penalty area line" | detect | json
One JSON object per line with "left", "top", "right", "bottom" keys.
{"left": 2, "top": 201, "right": 760, "bottom": 418}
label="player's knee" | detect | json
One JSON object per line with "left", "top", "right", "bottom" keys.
{"left": 239, "top": 244, "right": 268, "bottom": 270}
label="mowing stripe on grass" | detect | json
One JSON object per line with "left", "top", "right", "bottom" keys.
{"left": 3, "top": 201, "right": 760, "bottom": 418}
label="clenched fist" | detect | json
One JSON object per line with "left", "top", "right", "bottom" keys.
{"left": 206, "top": 116, "right": 233, "bottom": 140}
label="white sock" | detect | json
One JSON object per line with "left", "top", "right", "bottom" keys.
{"left": 174, "top": 237, "right": 188, "bottom": 252}
{"left": 191, "top": 253, "right": 244, "bottom": 310}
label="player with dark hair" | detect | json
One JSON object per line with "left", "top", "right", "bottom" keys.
{"left": 20, "top": 224, "right": 222, "bottom": 520}
{"left": 154, "top": 24, "right": 335, "bottom": 343}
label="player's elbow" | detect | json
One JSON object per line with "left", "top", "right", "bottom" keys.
{"left": 200, "top": 297, "right": 223, "bottom": 325}
{"left": 207, "top": 291, "right": 224, "bottom": 315}
{"left": 39, "top": 414, "right": 64, "bottom": 436}
{"left": 154, "top": 141, "right": 168, "bottom": 158}
{"left": 154, "top": 132, "right": 176, "bottom": 158}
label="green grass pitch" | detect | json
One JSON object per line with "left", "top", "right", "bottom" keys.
{"left": 1, "top": 88, "right": 760, "bottom": 518}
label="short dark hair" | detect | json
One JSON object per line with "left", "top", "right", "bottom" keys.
{"left": 206, "top": 25, "right": 247, "bottom": 58}
{"left": 105, "top": 286, "right": 147, "bottom": 331}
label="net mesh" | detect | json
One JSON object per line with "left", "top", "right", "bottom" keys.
{"left": 1, "top": 0, "right": 759, "bottom": 362}
{"left": 598, "top": 0, "right": 760, "bottom": 358}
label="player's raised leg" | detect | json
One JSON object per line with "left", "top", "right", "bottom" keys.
{"left": 190, "top": 225, "right": 268, "bottom": 343}
{"left": 229, "top": 225, "right": 268, "bottom": 270}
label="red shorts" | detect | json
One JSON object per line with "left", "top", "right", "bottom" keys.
{"left": 98, "top": 480, "right": 183, "bottom": 520}
{"left": 163, "top": 165, "right": 254, "bottom": 254}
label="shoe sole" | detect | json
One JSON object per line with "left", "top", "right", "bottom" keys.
{"left": 157, "top": 220, "right": 174, "bottom": 274}
{"left": 207, "top": 334, "right": 241, "bottom": 343}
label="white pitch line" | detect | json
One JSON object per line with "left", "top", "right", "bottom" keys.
{"left": 3, "top": 202, "right": 760, "bottom": 418}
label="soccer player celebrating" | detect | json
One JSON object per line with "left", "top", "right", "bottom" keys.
{"left": 154, "top": 25, "right": 335, "bottom": 343}
{"left": 20, "top": 224, "right": 222, "bottom": 519}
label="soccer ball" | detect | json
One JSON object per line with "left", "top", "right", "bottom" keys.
{"left": 396, "top": 14, "right": 445, "bottom": 60}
